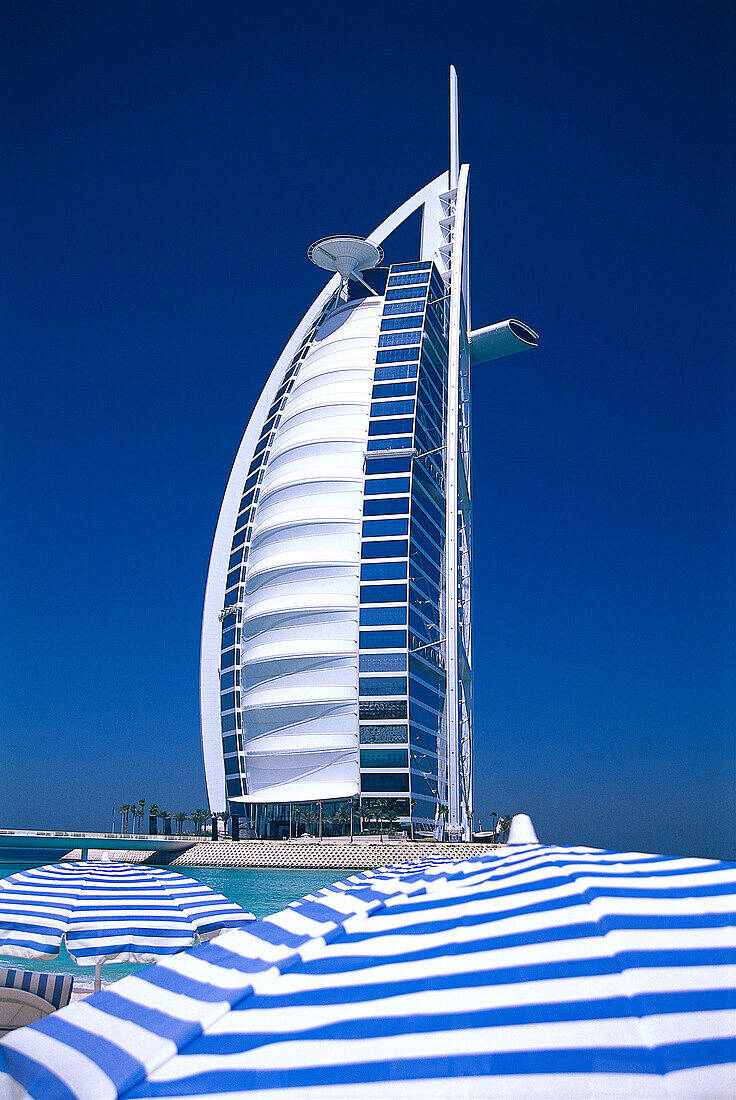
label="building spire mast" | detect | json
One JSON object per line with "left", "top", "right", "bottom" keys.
{"left": 449, "top": 64, "right": 459, "bottom": 190}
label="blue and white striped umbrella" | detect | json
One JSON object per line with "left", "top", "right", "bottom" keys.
{"left": 0, "top": 842, "right": 734, "bottom": 1099}
{"left": 0, "top": 862, "right": 254, "bottom": 971}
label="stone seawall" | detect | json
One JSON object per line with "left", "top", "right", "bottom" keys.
{"left": 162, "top": 840, "right": 503, "bottom": 870}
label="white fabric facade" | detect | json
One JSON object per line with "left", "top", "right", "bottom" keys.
{"left": 238, "top": 299, "right": 382, "bottom": 803}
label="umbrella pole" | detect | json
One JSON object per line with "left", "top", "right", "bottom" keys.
{"left": 94, "top": 960, "right": 102, "bottom": 992}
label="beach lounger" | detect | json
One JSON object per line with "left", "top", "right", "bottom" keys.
{"left": 0, "top": 966, "right": 73, "bottom": 1033}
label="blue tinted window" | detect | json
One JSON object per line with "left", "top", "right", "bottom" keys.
{"left": 370, "top": 399, "right": 415, "bottom": 417}
{"left": 362, "top": 518, "right": 409, "bottom": 536}
{"left": 244, "top": 470, "right": 260, "bottom": 492}
{"left": 411, "top": 772, "right": 437, "bottom": 799}
{"left": 222, "top": 734, "right": 237, "bottom": 754}
{"left": 226, "top": 778, "right": 242, "bottom": 796}
{"left": 371, "top": 382, "right": 417, "bottom": 400}
{"left": 361, "top": 773, "right": 410, "bottom": 792}
{"left": 365, "top": 477, "right": 411, "bottom": 495}
{"left": 410, "top": 725, "right": 438, "bottom": 752}
{"left": 221, "top": 626, "right": 236, "bottom": 648}
{"left": 361, "top": 560, "right": 407, "bottom": 581}
{"left": 359, "top": 629, "right": 407, "bottom": 649}
{"left": 387, "top": 272, "right": 430, "bottom": 286}
{"left": 365, "top": 456, "right": 412, "bottom": 475}
{"left": 378, "top": 331, "right": 422, "bottom": 349}
{"left": 359, "top": 652, "right": 407, "bottom": 672}
{"left": 221, "top": 649, "right": 236, "bottom": 669}
{"left": 411, "top": 750, "right": 438, "bottom": 776}
{"left": 231, "top": 528, "right": 246, "bottom": 549}
{"left": 376, "top": 348, "right": 420, "bottom": 364}
{"left": 224, "top": 587, "right": 241, "bottom": 606}
{"left": 253, "top": 434, "right": 269, "bottom": 458}
{"left": 409, "top": 699, "right": 439, "bottom": 732}
{"left": 228, "top": 549, "right": 243, "bottom": 568}
{"left": 360, "top": 606, "right": 407, "bottom": 626}
{"left": 361, "top": 539, "right": 408, "bottom": 559}
{"left": 364, "top": 497, "right": 409, "bottom": 517}
{"left": 382, "top": 300, "right": 425, "bottom": 316}
{"left": 360, "top": 698, "right": 407, "bottom": 720}
{"left": 359, "top": 676, "right": 408, "bottom": 696}
{"left": 234, "top": 510, "right": 250, "bottom": 532}
{"left": 360, "top": 724, "right": 408, "bottom": 743}
{"left": 224, "top": 756, "right": 240, "bottom": 776}
{"left": 374, "top": 363, "right": 418, "bottom": 381}
{"left": 390, "top": 261, "right": 431, "bottom": 273}
{"left": 381, "top": 316, "right": 425, "bottom": 332}
{"left": 220, "top": 670, "right": 235, "bottom": 690}
{"left": 360, "top": 583, "right": 407, "bottom": 603}
{"left": 367, "top": 436, "right": 413, "bottom": 452}
{"left": 221, "top": 712, "right": 237, "bottom": 732}
{"left": 226, "top": 568, "right": 241, "bottom": 589}
{"left": 361, "top": 748, "right": 409, "bottom": 769}
{"left": 410, "top": 676, "right": 442, "bottom": 710}
{"left": 368, "top": 417, "right": 415, "bottom": 436}
{"left": 385, "top": 287, "right": 427, "bottom": 301}
{"left": 221, "top": 691, "right": 236, "bottom": 711}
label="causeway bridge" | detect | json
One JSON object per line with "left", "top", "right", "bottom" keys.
{"left": 0, "top": 829, "right": 194, "bottom": 861}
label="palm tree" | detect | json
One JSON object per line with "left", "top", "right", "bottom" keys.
{"left": 303, "top": 804, "right": 317, "bottom": 837}
{"left": 293, "top": 804, "right": 302, "bottom": 837}
{"left": 148, "top": 804, "right": 160, "bottom": 835}
{"left": 499, "top": 815, "right": 512, "bottom": 843}
{"left": 383, "top": 801, "right": 399, "bottom": 836}
{"left": 216, "top": 810, "right": 231, "bottom": 840}
{"left": 361, "top": 800, "right": 375, "bottom": 837}
{"left": 173, "top": 811, "right": 187, "bottom": 835}
{"left": 192, "top": 809, "right": 208, "bottom": 836}
{"left": 138, "top": 799, "right": 147, "bottom": 835}
{"left": 466, "top": 808, "right": 475, "bottom": 840}
{"left": 364, "top": 799, "right": 387, "bottom": 842}
{"left": 436, "top": 802, "right": 448, "bottom": 841}
{"left": 159, "top": 809, "right": 170, "bottom": 835}
{"left": 318, "top": 800, "right": 323, "bottom": 841}
{"left": 490, "top": 810, "right": 499, "bottom": 839}
{"left": 119, "top": 804, "right": 129, "bottom": 833}
{"left": 333, "top": 803, "right": 349, "bottom": 839}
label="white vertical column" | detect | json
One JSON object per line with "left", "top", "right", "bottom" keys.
{"left": 445, "top": 163, "right": 469, "bottom": 839}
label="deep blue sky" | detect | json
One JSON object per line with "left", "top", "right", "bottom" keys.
{"left": 1, "top": 1, "right": 733, "bottom": 859}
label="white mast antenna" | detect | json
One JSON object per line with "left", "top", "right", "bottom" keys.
{"left": 450, "top": 64, "right": 459, "bottom": 190}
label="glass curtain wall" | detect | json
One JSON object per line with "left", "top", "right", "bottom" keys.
{"left": 359, "top": 261, "right": 449, "bottom": 834}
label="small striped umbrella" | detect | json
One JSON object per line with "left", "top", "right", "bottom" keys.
{"left": 0, "top": 831, "right": 734, "bottom": 1099}
{"left": 0, "top": 861, "right": 254, "bottom": 990}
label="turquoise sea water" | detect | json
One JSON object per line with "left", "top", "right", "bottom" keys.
{"left": 0, "top": 861, "right": 359, "bottom": 989}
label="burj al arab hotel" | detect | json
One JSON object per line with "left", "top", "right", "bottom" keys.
{"left": 200, "top": 68, "right": 537, "bottom": 840}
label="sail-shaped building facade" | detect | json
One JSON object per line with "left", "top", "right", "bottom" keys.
{"left": 200, "top": 69, "right": 537, "bottom": 839}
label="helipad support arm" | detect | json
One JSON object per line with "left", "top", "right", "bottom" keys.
{"left": 349, "top": 269, "right": 381, "bottom": 296}
{"left": 469, "top": 319, "right": 539, "bottom": 365}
